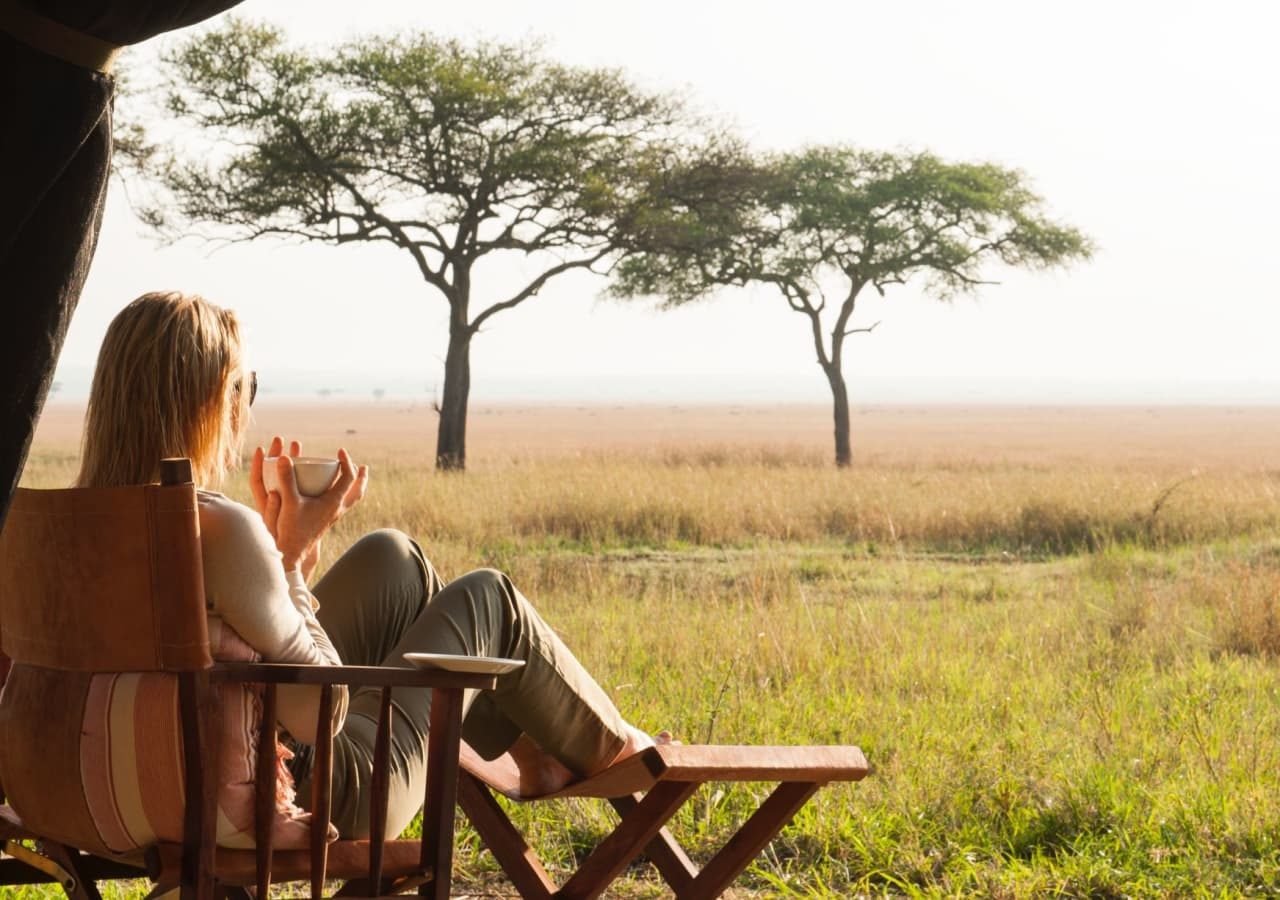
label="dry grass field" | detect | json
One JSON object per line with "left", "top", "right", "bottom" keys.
{"left": 15, "top": 402, "right": 1280, "bottom": 898}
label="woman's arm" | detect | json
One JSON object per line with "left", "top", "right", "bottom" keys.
{"left": 199, "top": 493, "right": 348, "bottom": 744}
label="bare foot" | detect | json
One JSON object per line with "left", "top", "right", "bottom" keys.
{"left": 596, "top": 724, "right": 680, "bottom": 773}
{"left": 513, "top": 726, "right": 682, "bottom": 795}
{"left": 509, "top": 734, "right": 575, "bottom": 797}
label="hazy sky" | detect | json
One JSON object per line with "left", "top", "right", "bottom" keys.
{"left": 55, "top": 0, "right": 1280, "bottom": 403}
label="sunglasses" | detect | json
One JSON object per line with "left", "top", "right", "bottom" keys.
{"left": 243, "top": 370, "right": 258, "bottom": 407}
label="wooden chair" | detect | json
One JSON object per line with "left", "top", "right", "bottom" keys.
{"left": 0, "top": 459, "right": 496, "bottom": 900}
{"left": 456, "top": 723, "right": 868, "bottom": 897}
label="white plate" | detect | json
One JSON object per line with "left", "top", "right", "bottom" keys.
{"left": 403, "top": 652, "right": 526, "bottom": 675}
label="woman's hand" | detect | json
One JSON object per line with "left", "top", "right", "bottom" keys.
{"left": 250, "top": 437, "right": 369, "bottom": 577}
{"left": 249, "top": 436, "right": 289, "bottom": 519}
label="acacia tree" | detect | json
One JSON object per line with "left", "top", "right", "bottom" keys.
{"left": 130, "top": 20, "right": 709, "bottom": 469}
{"left": 611, "top": 147, "right": 1094, "bottom": 467}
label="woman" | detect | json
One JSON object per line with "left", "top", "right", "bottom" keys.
{"left": 77, "top": 291, "right": 658, "bottom": 840}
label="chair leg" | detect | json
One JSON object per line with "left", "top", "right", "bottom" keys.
{"left": 456, "top": 774, "right": 554, "bottom": 900}
{"left": 609, "top": 794, "right": 698, "bottom": 895}
{"left": 461, "top": 774, "right": 833, "bottom": 899}
{"left": 40, "top": 842, "right": 103, "bottom": 900}
{"left": 559, "top": 781, "right": 699, "bottom": 900}
{"left": 681, "top": 781, "right": 820, "bottom": 899}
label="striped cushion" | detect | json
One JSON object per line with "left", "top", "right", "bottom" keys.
{"left": 77, "top": 616, "right": 333, "bottom": 852}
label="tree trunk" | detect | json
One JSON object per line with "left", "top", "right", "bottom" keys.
{"left": 824, "top": 364, "right": 852, "bottom": 468}
{"left": 435, "top": 324, "right": 471, "bottom": 471}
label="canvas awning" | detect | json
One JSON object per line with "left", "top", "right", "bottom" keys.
{"left": 0, "top": 0, "right": 244, "bottom": 528}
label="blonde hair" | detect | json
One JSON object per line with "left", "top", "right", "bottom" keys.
{"left": 77, "top": 292, "right": 250, "bottom": 488}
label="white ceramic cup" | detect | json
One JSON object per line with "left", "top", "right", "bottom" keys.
{"left": 262, "top": 456, "right": 340, "bottom": 498}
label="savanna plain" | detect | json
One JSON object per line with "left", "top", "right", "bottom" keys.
{"left": 17, "top": 403, "right": 1280, "bottom": 898}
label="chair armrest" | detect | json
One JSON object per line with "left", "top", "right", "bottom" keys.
{"left": 191, "top": 660, "right": 490, "bottom": 897}
{"left": 209, "top": 661, "right": 497, "bottom": 691}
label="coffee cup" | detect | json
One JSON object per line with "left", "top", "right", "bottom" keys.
{"left": 262, "top": 456, "right": 340, "bottom": 497}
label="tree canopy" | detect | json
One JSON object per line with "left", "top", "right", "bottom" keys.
{"left": 612, "top": 146, "right": 1095, "bottom": 465}
{"left": 122, "top": 22, "right": 1093, "bottom": 470}
{"left": 126, "top": 19, "right": 726, "bottom": 469}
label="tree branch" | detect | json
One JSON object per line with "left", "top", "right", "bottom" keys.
{"left": 843, "top": 320, "right": 881, "bottom": 336}
{"left": 828, "top": 277, "right": 867, "bottom": 370}
{"left": 764, "top": 278, "right": 828, "bottom": 368}
{"left": 275, "top": 116, "right": 456, "bottom": 296}
{"left": 469, "top": 248, "right": 612, "bottom": 333}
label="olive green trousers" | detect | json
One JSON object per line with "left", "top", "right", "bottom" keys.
{"left": 289, "top": 529, "right": 627, "bottom": 839}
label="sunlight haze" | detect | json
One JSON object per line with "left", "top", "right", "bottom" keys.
{"left": 52, "top": 0, "right": 1280, "bottom": 403}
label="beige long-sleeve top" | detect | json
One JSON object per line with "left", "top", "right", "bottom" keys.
{"left": 197, "top": 491, "right": 348, "bottom": 744}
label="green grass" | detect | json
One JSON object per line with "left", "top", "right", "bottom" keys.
{"left": 443, "top": 539, "right": 1280, "bottom": 897}
{"left": 9, "top": 448, "right": 1280, "bottom": 897}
